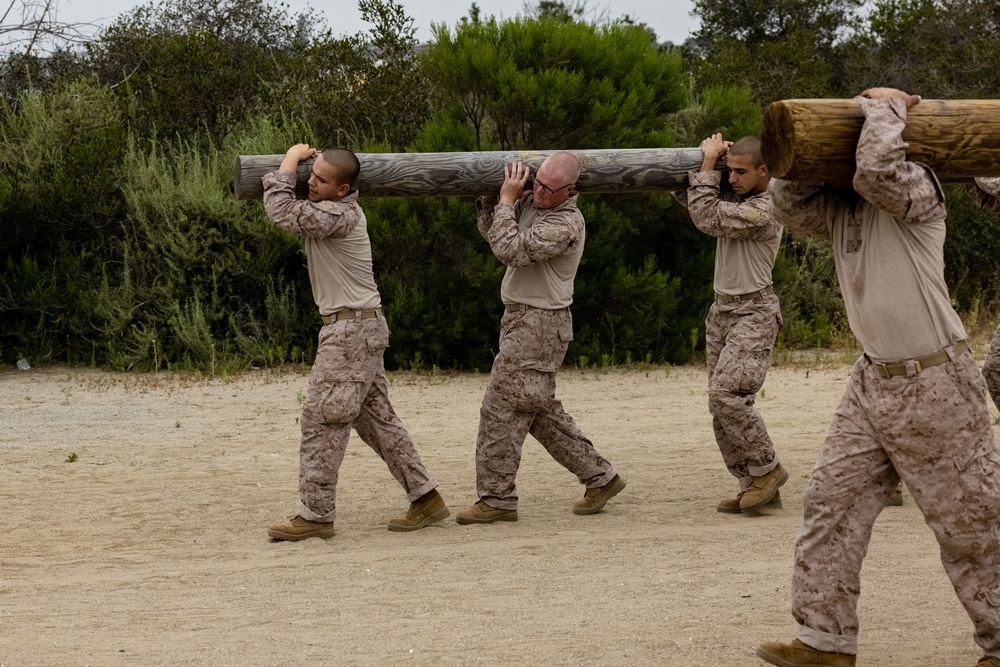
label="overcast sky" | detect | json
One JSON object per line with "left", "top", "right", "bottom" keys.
{"left": 50, "top": 0, "right": 699, "bottom": 45}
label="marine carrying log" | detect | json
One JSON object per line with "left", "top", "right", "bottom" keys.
{"left": 761, "top": 98, "right": 1000, "bottom": 185}
{"left": 233, "top": 148, "right": 712, "bottom": 200}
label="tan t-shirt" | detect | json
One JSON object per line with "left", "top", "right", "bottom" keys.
{"left": 262, "top": 171, "right": 381, "bottom": 315}
{"left": 476, "top": 193, "right": 584, "bottom": 309}
{"left": 769, "top": 97, "right": 965, "bottom": 361}
{"left": 675, "top": 171, "right": 782, "bottom": 294}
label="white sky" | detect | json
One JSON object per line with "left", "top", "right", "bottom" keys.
{"left": 49, "top": 0, "right": 699, "bottom": 45}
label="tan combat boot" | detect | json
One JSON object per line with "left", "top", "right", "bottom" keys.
{"left": 756, "top": 639, "right": 856, "bottom": 666}
{"left": 456, "top": 500, "right": 518, "bottom": 524}
{"left": 718, "top": 489, "right": 782, "bottom": 514}
{"left": 387, "top": 489, "right": 450, "bottom": 532}
{"left": 573, "top": 474, "right": 627, "bottom": 515}
{"left": 886, "top": 486, "right": 904, "bottom": 506}
{"left": 977, "top": 657, "right": 1000, "bottom": 666}
{"left": 740, "top": 463, "right": 788, "bottom": 511}
{"left": 267, "top": 515, "right": 336, "bottom": 541}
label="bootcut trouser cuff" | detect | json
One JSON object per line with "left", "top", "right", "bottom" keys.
{"left": 584, "top": 466, "right": 619, "bottom": 489}
{"left": 298, "top": 500, "right": 335, "bottom": 523}
{"left": 797, "top": 624, "right": 858, "bottom": 656}
{"left": 747, "top": 459, "right": 779, "bottom": 478}
{"left": 405, "top": 479, "right": 439, "bottom": 504}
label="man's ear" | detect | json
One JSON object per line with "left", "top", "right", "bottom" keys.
{"left": 337, "top": 182, "right": 351, "bottom": 198}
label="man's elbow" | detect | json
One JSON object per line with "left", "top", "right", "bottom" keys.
{"left": 851, "top": 172, "right": 877, "bottom": 202}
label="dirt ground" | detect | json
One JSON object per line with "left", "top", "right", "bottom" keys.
{"left": 3, "top": 359, "right": 999, "bottom": 667}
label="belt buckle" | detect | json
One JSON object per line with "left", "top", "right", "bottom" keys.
{"left": 731, "top": 294, "right": 741, "bottom": 303}
{"left": 873, "top": 361, "right": 891, "bottom": 379}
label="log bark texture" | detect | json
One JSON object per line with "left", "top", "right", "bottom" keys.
{"left": 761, "top": 98, "right": 1000, "bottom": 184}
{"left": 233, "top": 148, "right": 712, "bottom": 200}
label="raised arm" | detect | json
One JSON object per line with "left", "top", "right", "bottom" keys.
{"left": 852, "top": 90, "right": 945, "bottom": 224}
{"left": 476, "top": 161, "right": 581, "bottom": 267}
{"left": 485, "top": 200, "right": 581, "bottom": 268}
{"left": 262, "top": 144, "right": 364, "bottom": 239}
{"left": 685, "top": 171, "right": 779, "bottom": 241}
{"left": 262, "top": 172, "right": 363, "bottom": 239}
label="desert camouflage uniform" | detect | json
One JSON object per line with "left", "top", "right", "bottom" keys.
{"left": 965, "top": 177, "right": 1000, "bottom": 409}
{"left": 985, "top": 325, "right": 1000, "bottom": 411}
{"left": 263, "top": 172, "right": 438, "bottom": 523}
{"left": 475, "top": 194, "right": 618, "bottom": 510}
{"left": 677, "top": 172, "right": 783, "bottom": 491}
{"left": 769, "top": 98, "right": 1000, "bottom": 658}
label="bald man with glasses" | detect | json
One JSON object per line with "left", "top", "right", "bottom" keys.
{"left": 456, "top": 151, "right": 626, "bottom": 524}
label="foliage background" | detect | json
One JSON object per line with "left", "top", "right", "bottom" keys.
{"left": 2, "top": 0, "right": 999, "bottom": 372}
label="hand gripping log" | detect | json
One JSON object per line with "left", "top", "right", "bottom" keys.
{"left": 232, "top": 148, "right": 717, "bottom": 200}
{"left": 761, "top": 98, "right": 1000, "bottom": 185}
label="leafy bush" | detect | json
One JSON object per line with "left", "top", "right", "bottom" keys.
{"left": 0, "top": 79, "right": 126, "bottom": 363}
{"left": 3, "top": 0, "right": 1000, "bottom": 373}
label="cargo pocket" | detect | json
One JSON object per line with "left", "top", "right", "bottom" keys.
{"left": 488, "top": 456, "right": 520, "bottom": 475}
{"left": 737, "top": 349, "right": 771, "bottom": 394}
{"left": 314, "top": 374, "right": 367, "bottom": 424}
{"left": 512, "top": 368, "right": 556, "bottom": 411}
{"left": 367, "top": 330, "right": 389, "bottom": 353}
{"left": 986, "top": 584, "right": 1000, "bottom": 608}
{"left": 742, "top": 420, "right": 765, "bottom": 444}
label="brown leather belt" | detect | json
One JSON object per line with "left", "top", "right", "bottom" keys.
{"left": 321, "top": 308, "right": 381, "bottom": 326}
{"left": 716, "top": 285, "right": 775, "bottom": 304}
{"left": 871, "top": 340, "right": 969, "bottom": 378}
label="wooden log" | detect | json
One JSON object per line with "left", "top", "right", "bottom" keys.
{"left": 761, "top": 98, "right": 1000, "bottom": 185}
{"left": 233, "top": 148, "right": 713, "bottom": 200}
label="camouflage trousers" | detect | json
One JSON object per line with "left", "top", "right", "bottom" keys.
{"left": 792, "top": 350, "right": 1000, "bottom": 656}
{"left": 983, "top": 323, "right": 1000, "bottom": 410}
{"left": 476, "top": 307, "right": 617, "bottom": 510}
{"left": 296, "top": 315, "right": 437, "bottom": 522}
{"left": 705, "top": 294, "right": 782, "bottom": 491}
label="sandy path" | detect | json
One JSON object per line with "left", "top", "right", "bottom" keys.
{"left": 2, "top": 363, "right": 997, "bottom": 666}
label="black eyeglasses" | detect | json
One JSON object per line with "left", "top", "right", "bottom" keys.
{"left": 533, "top": 177, "right": 574, "bottom": 196}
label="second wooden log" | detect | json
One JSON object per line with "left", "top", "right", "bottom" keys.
{"left": 233, "top": 148, "right": 711, "bottom": 200}
{"left": 761, "top": 98, "right": 1000, "bottom": 184}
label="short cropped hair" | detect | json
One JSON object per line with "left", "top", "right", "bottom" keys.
{"left": 728, "top": 136, "right": 765, "bottom": 168}
{"left": 320, "top": 148, "right": 361, "bottom": 187}
{"left": 547, "top": 150, "right": 581, "bottom": 183}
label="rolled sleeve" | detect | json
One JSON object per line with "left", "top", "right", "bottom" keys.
{"left": 852, "top": 97, "right": 945, "bottom": 224}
